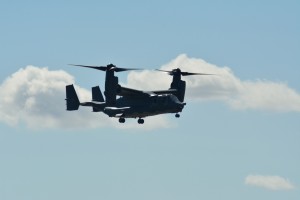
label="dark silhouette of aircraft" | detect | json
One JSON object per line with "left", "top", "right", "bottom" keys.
{"left": 65, "top": 64, "right": 212, "bottom": 124}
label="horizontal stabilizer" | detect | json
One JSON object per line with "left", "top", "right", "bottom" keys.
{"left": 104, "top": 107, "right": 130, "bottom": 117}
{"left": 80, "top": 101, "right": 106, "bottom": 112}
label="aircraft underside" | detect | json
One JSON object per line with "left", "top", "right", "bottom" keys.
{"left": 112, "top": 108, "right": 182, "bottom": 124}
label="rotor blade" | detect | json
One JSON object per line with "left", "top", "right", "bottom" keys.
{"left": 155, "top": 69, "right": 171, "bottom": 73}
{"left": 114, "top": 67, "right": 143, "bottom": 72}
{"left": 70, "top": 64, "right": 143, "bottom": 72}
{"left": 156, "top": 69, "right": 214, "bottom": 76}
{"left": 69, "top": 64, "right": 107, "bottom": 71}
{"left": 181, "top": 72, "right": 214, "bottom": 76}
{"left": 155, "top": 69, "right": 174, "bottom": 75}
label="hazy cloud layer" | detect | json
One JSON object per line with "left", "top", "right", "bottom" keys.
{"left": 126, "top": 54, "right": 300, "bottom": 112}
{"left": 245, "top": 175, "right": 295, "bottom": 191}
{"left": 0, "top": 66, "right": 170, "bottom": 129}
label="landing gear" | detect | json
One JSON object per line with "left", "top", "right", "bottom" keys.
{"left": 119, "top": 117, "right": 125, "bottom": 123}
{"left": 137, "top": 118, "right": 144, "bottom": 124}
{"left": 175, "top": 113, "right": 180, "bottom": 118}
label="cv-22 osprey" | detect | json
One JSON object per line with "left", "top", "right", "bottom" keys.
{"left": 66, "top": 64, "right": 212, "bottom": 124}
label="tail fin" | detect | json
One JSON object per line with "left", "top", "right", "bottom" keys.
{"left": 66, "top": 85, "right": 80, "bottom": 111}
{"left": 92, "top": 86, "right": 105, "bottom": 112}
{"left": 92, "top": 86, "right": 105, "bottom": 102}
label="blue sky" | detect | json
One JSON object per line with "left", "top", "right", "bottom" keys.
{"left": 0, "top": 1, "right": 299, "bottom": 200}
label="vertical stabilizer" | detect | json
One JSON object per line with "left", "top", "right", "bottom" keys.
{"left": 92, "top": 86, "right": 105, "bottom": 112}
{"left": 92, "top": 86, "right": 105, "bottom": 102}
{"left": 66, "top": 85, "right": 80, "bottom": 110}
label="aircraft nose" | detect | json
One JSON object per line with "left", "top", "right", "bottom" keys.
{"left": 178, "top": 102, "right": 186, "bottom": 110}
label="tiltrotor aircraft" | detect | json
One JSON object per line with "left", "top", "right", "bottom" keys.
{"left": 65, "top": 64, "right": 211, "bottom": 124}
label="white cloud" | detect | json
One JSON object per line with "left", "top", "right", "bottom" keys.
{"left": 125, "top": 54, "right": 300, "bottom": 112}
{"left": 0, "top": 66, "right": 171, "bottom": 130}
{"left": 245, "top": 175, "right": 295, "bottom": 191}
{"left": 1, "top": 54, "right": 299, "bottom": 129}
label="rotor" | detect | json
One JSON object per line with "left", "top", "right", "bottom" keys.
{"left": 69, "top": 63, "right": 142, "bottom": 72}
{"left": 156, "top": 68, "right": 214, "bottom": 76}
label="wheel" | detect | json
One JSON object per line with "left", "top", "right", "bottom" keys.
{"left": 119, "top": 118, "right": 125, "bottom": 123}
{"left": 138, "top": 118, "right": 144, "bottom": 124}
{"left": 175, "top": 113, "right": 180, "bottom": 118}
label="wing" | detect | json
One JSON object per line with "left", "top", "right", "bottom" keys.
{"left": 150, "top": 89, "right": 178, "bottom": 95}
{"left": 118, "top": 86, "right": 177, "bottom": 97}
{"left": 118, "top": 86, "right": 155, "bottom": 97}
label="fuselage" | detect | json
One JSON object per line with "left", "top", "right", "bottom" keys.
{"left": 104, "top": 94, "right": 185, "bottom": 118}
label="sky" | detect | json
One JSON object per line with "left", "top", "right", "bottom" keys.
{"left": 0, "top": 0, "right": 299, "bottom": 200}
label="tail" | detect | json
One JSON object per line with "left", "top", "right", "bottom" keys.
{"left": 92, "top": 86, "right": 105, "bottom": 112}
{"left": 66, "top": 84, "right": 80, "bottom": 111}
{"left": 92, "top": 86, "right": 105, "bottom": 102}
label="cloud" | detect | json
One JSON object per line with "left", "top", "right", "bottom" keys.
{"left": 1, "top": 54, "right": 299, "bottom": 129}
{"left": 125, "top": 54, "right": 300, "bottom": 112}
{"left": 0, "top": 66, "right": 171, "bottom": 130}
{"left": 245, "top": 175, "right": 295, "bottom": 191}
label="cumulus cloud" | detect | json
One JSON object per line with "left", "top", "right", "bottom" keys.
{"left": 1, "top": 54, "right": 299, "bottom": 129}
{"left": 0, "top": 66, "right": 170, "bottom": 129}
{"left": 245, "top": 175, "right": 295, "bottom": 191}
{"left": 125, "top": 54, "right": 300, "bottom": 112}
